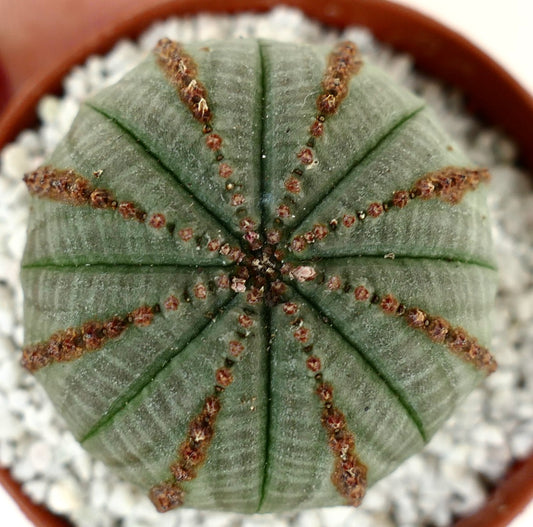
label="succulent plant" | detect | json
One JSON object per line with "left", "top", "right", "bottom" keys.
{"left": 21, "top": 38, "right": 497, "bottom": 514}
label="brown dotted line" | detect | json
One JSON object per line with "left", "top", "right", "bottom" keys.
{"left": 21, "top": 304, "right": 157, "bottom": 372}
{"left": 320, "top": 277, "right": 497, "bottom": 374}
{"left": 23, "top": 166, "right": 170, "bottom": 230}
{"left": 203, "top": 124, "right": 260, "bottom": 248}
{"left": 176, "top": 229, "right": 246, "bottom": 265}
{"left": 23, "top": 167, "right": 248, "bottom": 260}
{"left": 274, "top": 41, "right": 363, "bottom": 224}
{"left": 149, "top": 307, "right": 256, "bottom": 513}
{"left": 281, "top": 301, "right": 368, "bottom": 507}
{"left": 22, "top": 279, "right": 229, "bottom": 373}
{"left": 155, "top": 39, "right": 259, "bottom": 248}
{"left": 289, "top": 166, "right": 491, "bottom": 253}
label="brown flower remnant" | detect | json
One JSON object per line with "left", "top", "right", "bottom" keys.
{"left": 410, "top": 166, "right": 491, "bottom": 204}
{"left": 150, "top": 394, "right": 222, "bottom": 513}
{"left": 21, "top": 304, "right": 157, "bottom": 372}
{"left": 155, "top": 38, "right": 211, "bottom": 124}
{"left": 317, "top": 41, "right": 363, "bottom": 116}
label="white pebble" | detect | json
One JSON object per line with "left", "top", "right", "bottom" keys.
{"left": 28, "top": 440, "right": 53, "bottom": 474}
{"left": 90, "top": 478, "right": 111, "bottom": 509}
{"left": 0, "top": 358, "right": 21, "bottom": 392}
{"left": 70, "top": 451, "right": 93, "bottom": 482}
{"left": 23, "top": 478, "right": 48, "bottom": 503}
{"left": 37, "top": 95, "right": 61, "bottom": 125}
{"left": 48, "top": 477, "right": 83, "bottom": 515}
{"left": 0, "top": 144, "right": 33, "bottom": 180}
{"left": 107, "top": 482, "right": 139, "bottom": 516}
{"left": 0, "top": 407, "right": 25, "bottom": 441}
{"left": 0, "top": 441, "right": 15, "bottom": 465}
{"left": 0, "top": 286, "right": 15, "bottom": 335}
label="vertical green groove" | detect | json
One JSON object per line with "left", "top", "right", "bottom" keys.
{"left": 256, "top": 40, "right": 273, "bottom": 511}
{"left": 256, "top": 302, "right": 273, "bottom": 511}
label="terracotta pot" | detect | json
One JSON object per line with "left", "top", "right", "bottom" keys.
{"left": 1, "top": 1, "right": 532, "bottom": 526}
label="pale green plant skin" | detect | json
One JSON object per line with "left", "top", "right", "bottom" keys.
{"left": 21, "top": 39, "right": 497, "bottom": 513}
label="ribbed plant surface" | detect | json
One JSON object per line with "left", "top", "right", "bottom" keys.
{"left": 21, "top": 39, "right": 497, "bottom": 513}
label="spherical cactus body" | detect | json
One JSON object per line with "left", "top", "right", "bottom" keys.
{"left": 21, "top": 38, "right": 497, "bottom": 513}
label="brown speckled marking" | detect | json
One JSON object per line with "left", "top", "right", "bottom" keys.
{"left": 238, "top": 314, "right": 254, "bottom": 328}
{"left": 149, "top": 483, "right": 184, "bottom": 513}
{"left": 290, "top": 265, "right": 317, "bottom": 283}
{"left": 317, "top": 41, "right": 363, "bottom": 116}
{"left": 205, "top": 134, "right": 222, "bottom": 151}
{"left": 291, "top": 235, "right": 307, "bottom": 253}
{"left": 353, "top": 286, "right": 497, "bottom": 374}
{"left": 149, "top": 213, "right": 167, "bottom": 229}
{"left": 218, "top": 163, "right": 233, "bottom": 179}
{"left": 290, "top": 166, "right": 491, "bottom": 247}
{"left": 343, "top": 214, "right": 356, "bottom": 228}
{"left": 378, "top": 292, "right": 496, "bottom": 373}
{"left": 164, "top": 295, "right": 180, "bottom": 311}
{"left": 193, "top": 283, "right": 208, "bottom": 300}
{"left": 150, "top": 391, "right": 222, "bottom": 512}
{"left": 155, "top": 38, "right": 211, "bottom": 124}
{"left": 215, "top": 274, "right": 230, "bottom": 290}
{"left": 297, "top": 148, "right": 314, "bottom": 165}
{"left": 276, "top": 204, "right": 291, "bottom": 219}
{"left": 287, "top": 308, "right": 367, "bottom": 507}
{"left": 283, "top": 302, "right": 299, "bottom": 316}
{"left": 178, "top": 228, "right": 193, "bottom": 242}
{"left": 285, "top": 176, "right": 302, "bottom": 194}
{"left": 207, "top": 238, "right": 221, "bottom": 252}
{"left": 354, "top": 286, "right": 370, "bottom": 302}
{"left": 327, "top": 276, "right": 342, "bottom": 291}
{"left": 150, "top": 311, "right": 251, "bottom": 512}
{"left": 408, "top": 166, "right": 491, "bottom": 204}
{"left": 21, "top": 304, "right": 157, "bottom": 372}
{"left": 23, "top": 166, "right": 175, "bottom": 229}
{"left": 314, "top": 275, "right": 496, "bottom": 373}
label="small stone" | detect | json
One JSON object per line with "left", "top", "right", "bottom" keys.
{"left": 48, "top": 477, "right": 83, "bottom": 514}
{"left": 108, "top": 482, "right": 140, "bottom": 516}
{"left": 23, "top": 479, "right": 48, "bottom": 503}
{"left": 28, "top": 440, "right": 53, "bottom": 474}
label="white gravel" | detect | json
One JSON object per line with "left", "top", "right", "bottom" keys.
{"left": 1, "top": 6, "right": 532, "bottom": 527}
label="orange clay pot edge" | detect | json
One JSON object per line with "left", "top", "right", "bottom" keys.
{"left": 0, "top": 1, "right": 532, "bottom": 526}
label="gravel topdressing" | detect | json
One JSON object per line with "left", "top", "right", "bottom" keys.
{"left": 1, "top": 7, "right": 532, "bottom": 527}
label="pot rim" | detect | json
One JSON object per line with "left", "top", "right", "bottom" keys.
{"left": 1, "top": 1, "right": 532, "bottom": 526}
